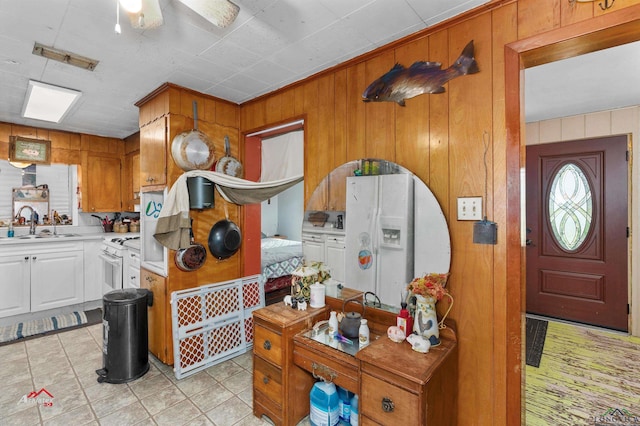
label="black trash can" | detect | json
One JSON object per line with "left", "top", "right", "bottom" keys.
{"left": 96, "top": 288, "right": 153, "bottom": 384}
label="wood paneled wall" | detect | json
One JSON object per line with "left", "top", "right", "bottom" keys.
{"left": 137, "top": 84, "right": 243, "bottom": 293}
{"left": 0, "top": 122, "right": 124, "bottom": 165}
{"left": 238, "top": 0, "right": 640, "bottom": 423}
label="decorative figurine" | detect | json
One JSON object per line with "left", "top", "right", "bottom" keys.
{"left": 406, "top": 333, "right": 431, "bottom": 354}
{"left": 297, "top": 300, "right": 308, "bottom": 311}
{"left": 387, "top": 326, "right": 406, "bottom": 343}
{"left": 362, "top": 40, "right": 479, "bottom": 106}
{"left": 283, "top": 295, "right": 292, "bottom": 306}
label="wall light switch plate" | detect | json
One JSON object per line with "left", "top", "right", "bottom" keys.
{"left": 457, "top": 197, "right": 482, "bottom": 221}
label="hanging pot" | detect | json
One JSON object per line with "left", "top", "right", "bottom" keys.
{"left": 215, "top": 135, "right": 244, "bottom": 178}
{"left": 175, "top": 220, "right": 207, "bottom": 271}
{"left": 171, "top": 101, "right": 216, "bottom": 171}
{"left": 208, "top": 204, "right": 242, "bottom": 260}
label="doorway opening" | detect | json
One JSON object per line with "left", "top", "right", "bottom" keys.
{"left": 505, "top": 7, "right": 640, "bottom": 424}
{"left": 242, "top": 120, "right": 305, "bottom": 305}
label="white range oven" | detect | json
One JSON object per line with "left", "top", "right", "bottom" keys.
{"left": 99, "top": 233, "right": 140, "bottom": 295}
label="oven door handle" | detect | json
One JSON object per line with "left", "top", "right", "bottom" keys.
{"left": 99, "top": 252, "right": 122, "bottom": 266}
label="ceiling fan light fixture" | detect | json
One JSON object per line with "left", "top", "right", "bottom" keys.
{"left": 179, "top": 0, "right": 240, "bottom": 28}
{"left": 119, "top": 0, "right": 142, "bottom": 13}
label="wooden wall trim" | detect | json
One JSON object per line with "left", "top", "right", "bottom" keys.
{"left": 509, "top": 3, "right": 640, "bottom": 67}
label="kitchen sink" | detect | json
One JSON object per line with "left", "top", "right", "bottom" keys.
{"left": 16, "top": 233, "right": 81, "bottom": 240}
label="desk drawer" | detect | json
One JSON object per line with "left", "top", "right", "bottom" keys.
{"left": 254, "top": 325, "right": 283, "bottom": 366}
{"left": 254, "top": 356, "right": 283, "bottom": 406}
{"left": 361, "top": 373, "right": 419, "bottom": 426}
{"left": 293, "top": 344, "right": 358, "bottom": 394}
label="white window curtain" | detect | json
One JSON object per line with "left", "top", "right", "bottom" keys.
{"left": 260, "top": 130, "right": 303, "bottom": 182}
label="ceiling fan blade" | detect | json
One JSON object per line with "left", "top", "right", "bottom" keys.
{"left": 178, "top": 0, "right": 239, "bottom": 28}
{"left": 128, "top": 0, "right": 164, "bottom": 29}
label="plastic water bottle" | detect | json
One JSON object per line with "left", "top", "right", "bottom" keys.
{"left": 7, "top": 222, "right": 14, "bottom": 238}
{"left": 350, "top": 394, "right": 359, "bottom": 426}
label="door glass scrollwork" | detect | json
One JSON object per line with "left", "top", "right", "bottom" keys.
{"left": 548, "top": 162, "right": 593, "bottom": 251}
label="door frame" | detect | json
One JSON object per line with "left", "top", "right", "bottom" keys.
{"left": 241, "top": 118, "right": 306, "bottom": 277}
{"left": 505, "top": 5, "right": 640, "bottom": 424}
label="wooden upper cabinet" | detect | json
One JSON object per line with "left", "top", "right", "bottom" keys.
{"left": 123, "top": 151, "right": 140, "bottom": 212}
{"left": 82, "top": 152, "right": 122, "bottom": 213}
{"left": 140, "top": 117, "right": 167, "bottom": 190}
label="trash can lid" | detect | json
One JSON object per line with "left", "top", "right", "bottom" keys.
{"left": 103, "top": 288, "right": 150, "bottom": 303}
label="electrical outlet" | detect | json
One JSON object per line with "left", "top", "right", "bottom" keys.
{"left": 457, "top": 197, "right": 482, "bottom": 221}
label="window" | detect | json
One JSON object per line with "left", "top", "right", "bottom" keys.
{"left": 0, "top": 160, "right": 77, "bottom": 224}
{"left": 548, "top": 162, "right": 593, "bottom": 251}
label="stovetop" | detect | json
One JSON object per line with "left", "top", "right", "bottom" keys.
{"left": 103, "top": 233, "right": 140, "bottom": 245}
{"left": 102, "top": 233, "right": 140, "bottom": 254}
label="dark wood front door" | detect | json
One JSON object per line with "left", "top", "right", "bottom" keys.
{"left": 526, "top": 135, "right": 629, "bottom": 331}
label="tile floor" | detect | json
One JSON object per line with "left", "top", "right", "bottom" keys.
{"left": 0, "top": 323, "right": 296, "bottom": 426}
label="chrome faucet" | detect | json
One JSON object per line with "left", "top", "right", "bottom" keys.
{"left": 51, "top": 210, "right": 57, "bottom": 235}
{"left": 16, "top": 205, "right": 37, "bottom": 235}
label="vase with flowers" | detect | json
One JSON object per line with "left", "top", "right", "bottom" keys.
{"left": 407, "top": 273, "right": 453, "bottom": 346}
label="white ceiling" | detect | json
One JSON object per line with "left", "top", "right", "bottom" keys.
{"left": 0, "top": 0, "right": 491, "bottom": 139}
{"left": 0, "top": 0, "right": 637, "bottom": 140}
{"left": 524, "top": 40, "right": 640, "bottom": 123}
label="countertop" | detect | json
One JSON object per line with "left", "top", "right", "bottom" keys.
{"left": 0, "top": 230, "right": 105, "bottom": 246}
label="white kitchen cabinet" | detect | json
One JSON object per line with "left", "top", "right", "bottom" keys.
{"left": 83, "top": 239, "right": 104, "bottom": 302}
{"left": 324, "top": 235, "right": 346, "bottom": 283}
{"left": 31, "top": 250, "right": 84, "bottom": 312}
{"left": 0, "top": 241, "right": 84, "bottom": 317}
{"left": 0, "top": 254, "right": 31, "bottom": 318}
{"left": 302, "top": 232, "right": 346, "bottom": 283}
{"left": 302, "top": 232, "right": 325, "bottom": 263}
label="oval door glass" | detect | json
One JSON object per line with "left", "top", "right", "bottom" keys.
{"left": 548, "top": 162, "right": 593, "bottom": 251}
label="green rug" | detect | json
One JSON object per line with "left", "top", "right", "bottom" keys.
{"left": 0, "top": 310, "right": 101, "bottom": 344}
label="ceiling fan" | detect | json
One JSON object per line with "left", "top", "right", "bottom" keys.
{"left": 117, "top": 0, "right": 240, "bottom": 31}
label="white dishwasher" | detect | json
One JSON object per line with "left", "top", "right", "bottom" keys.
{"left": 123, "top": 238, "right": 141, "bottom": 289}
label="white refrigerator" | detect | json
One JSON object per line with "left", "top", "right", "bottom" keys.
{"left": 345, "top": 173, "right": 414, "bottom": 307}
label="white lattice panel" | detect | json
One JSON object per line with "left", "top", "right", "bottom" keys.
{"left": 171, "top": 274, "right": 264, "bottom": 379}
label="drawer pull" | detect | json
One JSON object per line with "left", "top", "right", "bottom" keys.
{"left": 311, "top": 362, "right": 337, "bottom": 382}
{"left": 382, "top": 397, "right": 394, "bottom": 413}
{"left": 263, "top": 376, "right": 269, "bottom": 384}
{"left": 263, "top": 340, "right": 271, "bottom": 350}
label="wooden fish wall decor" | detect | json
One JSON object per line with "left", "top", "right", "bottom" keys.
{"left": 362, "top": 40, "right": 479, "bottom": 106}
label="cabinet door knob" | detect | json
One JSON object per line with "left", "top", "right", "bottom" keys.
{"left": 263, "top": 340, "right": 271, "bottom": 350}
{"left": 24, "top": 256, "right": 29, "bottom": 261}
{"left": 32, "top": 256, "right": 37, "bottom": 261}
{"left": 382, "top": 397, "right": 394, "bottom": 413}
{"left": 263, "top": 376, "right": 269, "bottom": 384}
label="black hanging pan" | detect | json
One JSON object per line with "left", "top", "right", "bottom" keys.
{"left": 208, "top": 203, "right": 242, "bottom": 260}
{"left": 175, "top": 219, "right": 207, "bottom": 271}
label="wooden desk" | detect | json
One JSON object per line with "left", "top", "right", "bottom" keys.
{"left": 252, "top": 298, "right": 457, "bottom": 426}
{"left": 252, "top": 302, "right": 329, "bottom": 426}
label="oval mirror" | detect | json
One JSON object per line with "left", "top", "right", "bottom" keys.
{"left": 302, "top": 159, "right": 451, "bottom": 309}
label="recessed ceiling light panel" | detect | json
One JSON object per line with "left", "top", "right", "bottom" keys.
{"left": 22, "top": 80, "right": 82, "bottom": 123}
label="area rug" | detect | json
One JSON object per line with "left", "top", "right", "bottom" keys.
{"left": 526, "top": 321, "right": 640, "bottom": 425}
{"left": 525, "top": 317, "right": 548, "bottom": 368}
{"left": 0, "top": 309, "right": 102, "bottom": 345}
